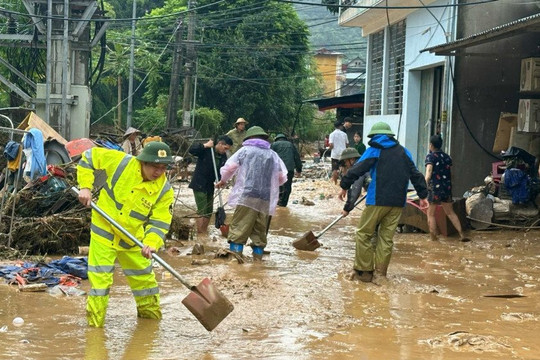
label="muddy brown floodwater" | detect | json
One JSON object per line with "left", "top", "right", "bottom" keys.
{"left": 1, "top": 178, "right": 540, "bottom": 360}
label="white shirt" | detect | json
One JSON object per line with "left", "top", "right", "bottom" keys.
{"left": 329, "top": 129, "right": 348, "bottom": 159}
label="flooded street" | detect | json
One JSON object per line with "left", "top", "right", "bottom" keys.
{"left": 1, "top": 179, "right": 540, "bottom": 359}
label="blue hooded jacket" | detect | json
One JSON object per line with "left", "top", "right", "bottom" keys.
{"left": 340, "top": 134, "right": 427, "bottom": 207}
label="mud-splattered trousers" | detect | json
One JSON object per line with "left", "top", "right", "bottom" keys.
{"left": 354, "top": 205, "right": 402, "bottom": 275}
{"left": 77, "top": 147, "right": 173, "bottom": 327}
{"left": 228, "top": 205, "right": 270, "bottom": 247}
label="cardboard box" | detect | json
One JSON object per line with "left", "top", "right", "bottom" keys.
{"left": 492, "top": 113, "right": 517, "bottom": 152}
{"left": 520, "top": 57, "right": 540, "bottom": 92}
{"left": 518, "top": 99, "right": 540, "bottom": 133}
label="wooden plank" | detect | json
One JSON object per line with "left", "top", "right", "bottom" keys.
{"left": 16, "top": 112, "right": 68, "bottom": 145}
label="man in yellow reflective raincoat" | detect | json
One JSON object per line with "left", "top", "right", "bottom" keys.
{"left": 77, "top": 141, "right": 174, "bottom": 327}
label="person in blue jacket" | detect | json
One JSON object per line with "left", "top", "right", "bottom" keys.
{"left": 339, "top": 122, "right": 428, "bottom": 284}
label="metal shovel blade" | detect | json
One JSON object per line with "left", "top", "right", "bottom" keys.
{"left": 292, "top": 231, "right": 321, "bottom": 251}
{"left": 181, "top": 277, "right": 234, "bottom": 331}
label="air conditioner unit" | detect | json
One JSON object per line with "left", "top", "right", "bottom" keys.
{"left": 520, "top": 57, "right": 540, "bottom": 92}
{"left": 517, "top": 99, "right": 540, "bottom": 132}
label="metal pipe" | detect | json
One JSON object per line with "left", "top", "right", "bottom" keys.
{"left": 61, "top": 0, "right": 69, "bottom": 139}
{"left": 0, "top": 126, "right": 29, "bottom": 136}
{"left": 7, "top": 155, "right": 24, "bottom": 248}
{"left": 127, "top": 0, "right": 136, "bottom": 128}
{"left": 45, "top": 0, "right": 52, "bottom": 124}
{"left": 0, "top": 116, "right": 29, "bottom": 246}
{"left": 0, "top": 115, "right": 15, "bottom": 228}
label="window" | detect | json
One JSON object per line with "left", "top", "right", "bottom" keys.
{"left": 367, "top": 19, "right": 406, "bottom": 115}
{"left": 368, "top": 30, "right": 384, "bottom": 115}
{"left": 387, "top": 20, "right": 406, "bottom": 114}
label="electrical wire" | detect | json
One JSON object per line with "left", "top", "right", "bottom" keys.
{"left": 0, "top": 0, "right": 229, "bottom": 23}
{"left": 91, "top": 21, "right": 183, "bottom": 125}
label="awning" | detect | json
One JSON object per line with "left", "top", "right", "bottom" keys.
{"left": 421, "top": 12, "right": 540, "bottom": 55}
{"left": 305, "top": 92, "right": 364, "bottom": 111}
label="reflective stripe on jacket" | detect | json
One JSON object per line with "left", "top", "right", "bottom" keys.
{"left": 77, "top": 147, "right": 173, "bottom": 251}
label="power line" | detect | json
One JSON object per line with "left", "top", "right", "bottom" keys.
{"left": 0, "top": 0, "right": 228, "bottom": 23}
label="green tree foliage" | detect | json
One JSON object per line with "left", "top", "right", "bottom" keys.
{"left": 195, "top": 0, "right": 320, "bottom": 135}
{"left": 105, "top": 0, "right": 166, "bottom": 19}
{"left": 192, "top": 107, "right": 225, "bottom": 139}
{"left": 93, "top": 2, "right": 168, "bottom": 128}
{"left": 93, "top": 0, "right": 324, "bottom": 140}
{"left": 133, "top": 93, "right": 168, "bottom": 133}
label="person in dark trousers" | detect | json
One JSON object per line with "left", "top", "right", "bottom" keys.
{"left": 188, "top": 135, "right": 233, "bottom": 234}
{"left": 425, "top": 134, "right": 469, "bottom": 242}
{"left": 271, "top": 134, "right": 302, "bottom": 207}
{"left": 339, "top": 122, "right": 428, "bottom": 285}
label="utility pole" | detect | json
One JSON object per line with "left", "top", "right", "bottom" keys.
{"left": 127, "top": 0, "right": 136, "bottom": 128}
{"left": 166, "top": 20, "right": 183, "bottom": 129}
{"left": 11, "top": 1, "right": 104, "bottom": 140}
{"left": 182, "top": 0, "right": 196, "bottom": 128}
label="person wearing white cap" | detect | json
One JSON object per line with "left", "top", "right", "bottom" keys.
{"left": 226, "top": 118, "right": 248, "bottom": 154}
{"left": 121, "top": 127, "right": 142, "bottom": 156}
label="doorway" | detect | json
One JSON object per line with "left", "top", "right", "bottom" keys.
{"left": 416, "top": 66, "right": 443, "bottom": 169}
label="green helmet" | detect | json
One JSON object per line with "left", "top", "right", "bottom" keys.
{"left": 367, "top": 122, "right": 395, "bottom": 138}
{"left": 136, "top": 141, "right": 174, "bottom": 164}
{"left": 340, "top": 148, "right": 361, "bottom": 161}
{"left": 274, "top": 133, "right": 287, "bottom": 140}
{"left": 244, "top": 126, "right": 269, "bottom": 140}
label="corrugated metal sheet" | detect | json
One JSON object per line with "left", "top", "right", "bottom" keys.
{"left": 422, "top": 12, "right": 540, "bottom": 55}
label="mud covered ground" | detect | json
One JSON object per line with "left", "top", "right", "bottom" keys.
{"left": 1, "top": 163, "right": 539, "bottom": 359}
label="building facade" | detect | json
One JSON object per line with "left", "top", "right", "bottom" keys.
{"left": 340, "top": 0, "right": 540, "bottom": 194}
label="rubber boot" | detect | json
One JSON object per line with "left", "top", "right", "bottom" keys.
{"left": 229, "top": 242, "right": 244, "bottom": 255}
{"left": 252, "top": 246, "right": 264, "bottom": 261}
{"left": 358, "top": 270, "right": 373, "bottom": 282}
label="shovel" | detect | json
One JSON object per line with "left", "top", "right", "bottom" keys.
{"left": 69, "top": 187, "right": 234, "bottom": 331}
{"left": 210, "top": 147, "right": 226, "bottom": 229}
{"left": 293, "top": 194, "right": 367, "bottom": 251}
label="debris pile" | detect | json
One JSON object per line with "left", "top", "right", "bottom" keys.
{"left": 299, "top": 161, "right": 331, "bottom": 180}
{"left": 0, "top": 166, "right": 91, "bottom": 255}
{"left": 464, "top": 147, "right": 540, "bottom": 229}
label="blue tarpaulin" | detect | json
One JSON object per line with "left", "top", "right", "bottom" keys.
{"left": 0, "top": 256, "right": 88, "bottom": 287}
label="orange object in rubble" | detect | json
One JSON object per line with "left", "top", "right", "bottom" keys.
{"left": 65, "top": 138, "right": 96, "bottom": 159}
